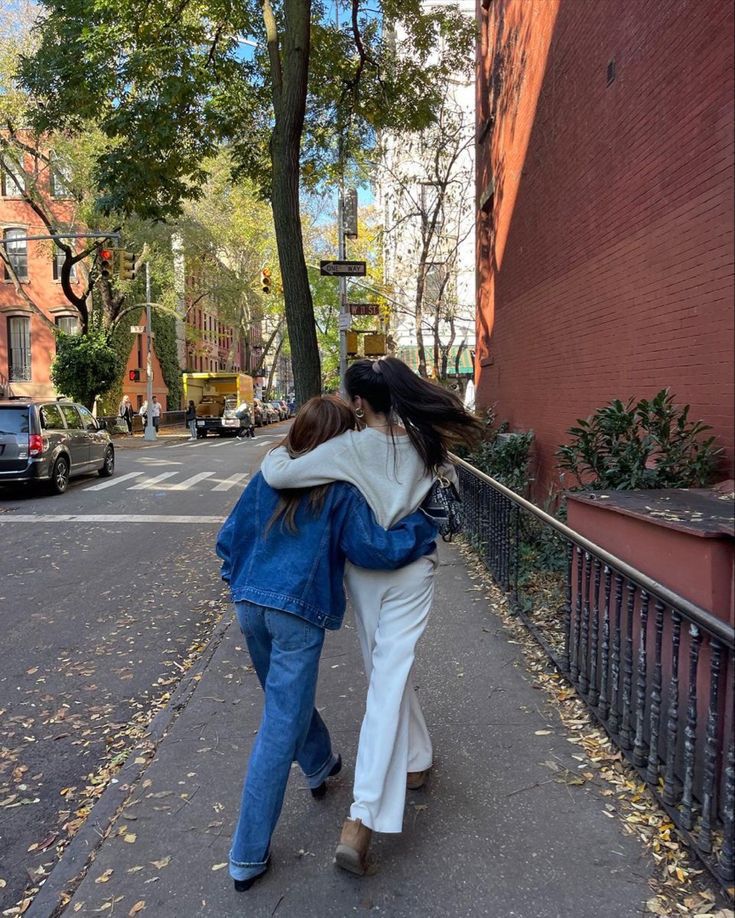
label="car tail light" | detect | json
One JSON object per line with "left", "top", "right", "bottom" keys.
{"left": 29, "top": 434, "right": 45, "bottom": 457}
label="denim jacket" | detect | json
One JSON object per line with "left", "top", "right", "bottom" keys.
{"left": 216, "top": 472, "right": 437, "bottom": 630}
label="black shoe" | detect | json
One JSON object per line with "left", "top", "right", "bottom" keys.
{"left": 311, "top": 754, "right": 342, "bottom": 799}
{"left": 233, "top": 861, "right": 269, "bottom": 892}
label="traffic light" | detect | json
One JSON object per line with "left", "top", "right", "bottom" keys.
{"left": 119, "top": 250, "right": 137, "bottom": 281}
{"left": 99, "top": 247, "right": 114, "bottom": 281}
{"left": 129, "top": 369, "right": 140, "bottom": 382}
{"left": 364, "top": 333, "right": 386, "bottom": 357}
{"left": 261, "top": 267, "right": 272, "bottom": 295}
{"left": 345, "top": 331, "right": 359, "bottom": 356}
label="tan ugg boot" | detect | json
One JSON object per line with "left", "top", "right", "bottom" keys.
{"left": 335, "top": 817, "right": 372, "bottom": 876}
{"left": 407, "top": 768, "right": 431, "bottom": 789}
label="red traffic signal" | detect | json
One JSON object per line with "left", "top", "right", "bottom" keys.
{"left": 129, "top": 369, "right": 140, "bottom": 382}
{"left": 100, "top": 247, "right": 114, "bottom": 280}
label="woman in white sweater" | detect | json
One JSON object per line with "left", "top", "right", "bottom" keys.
{"left": 260, "top": 357, "right": 481, "bottom": 874}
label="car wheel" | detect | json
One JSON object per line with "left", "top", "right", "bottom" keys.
{"left": 50, "top": 456, "right": 70, "bottom": 494}
{"left": 98, "top": 446, "right": 115, "bottom": 477}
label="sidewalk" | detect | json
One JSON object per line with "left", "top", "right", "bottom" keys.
{"left": 32, "top": 543, "right": 656, "bottom": 917}
{"left": 111, "top": 427, "right": 190, "bottom": 449}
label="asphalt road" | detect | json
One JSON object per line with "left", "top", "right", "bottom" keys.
{"left": 0, "top": 424, "right": 288, "bottom": 909}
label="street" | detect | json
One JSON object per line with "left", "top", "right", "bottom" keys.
{"left": 0, "top": 426, "right": 288, "bottom": 908}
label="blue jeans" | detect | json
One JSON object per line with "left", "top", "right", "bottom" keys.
{"left": 230, "top": 601, "right": 338, "bottom": 882}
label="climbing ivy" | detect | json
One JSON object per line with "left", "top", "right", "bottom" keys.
{"left": 151, "top": 310, "right": 182, "bottom": 409}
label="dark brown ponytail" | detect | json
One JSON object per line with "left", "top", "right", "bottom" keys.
{"left": 344, "top": 357, "right": 483, "bottom": 472}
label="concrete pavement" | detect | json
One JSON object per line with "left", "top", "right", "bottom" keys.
{"left": 27, "top": 540, "right": 657, "bottom": 917}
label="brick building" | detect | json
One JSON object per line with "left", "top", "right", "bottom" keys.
{"left": 0, "top": 149, "right": 247, "bottom": 410}
{"left": 0, "top": 151, "right": 86, "bottom": 398}
{"left": 476, "top": 0, "right": 734, "bottom": 497}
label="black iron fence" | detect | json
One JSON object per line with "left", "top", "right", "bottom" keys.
{"left": 454, "top": 454, "right": 734, "bottom": 891}
{"left": 100, "top": 410, "right": 186, "bottom": 434}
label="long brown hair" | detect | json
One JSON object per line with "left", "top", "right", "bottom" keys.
{"left": 344, "top": 357, "right": 483, "bottom": 472}
{"left": 268, "top": 395, "right": 357, "bottom": 533}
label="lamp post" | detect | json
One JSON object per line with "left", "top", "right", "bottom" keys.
{"left": 144, "top": 262, "right": 156, "bottom": 440}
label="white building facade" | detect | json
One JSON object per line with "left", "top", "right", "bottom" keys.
{"left": 378, "top": 0, "right": 476, "bottom": 380}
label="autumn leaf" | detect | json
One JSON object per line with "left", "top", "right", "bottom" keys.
{"left": 123, "top": 833, "right": 137, "bottom": 844}
{"left": 95, "top": 869, "right": 114, "bottom": 884}
{"left": 128, "top": 901, "right": 145, "bottom": 916}
{"left": 211, "top": 863, "right": 227, "bottom": 871}
{"left": 150, "top": 857, "right": 170, "bottom": 869}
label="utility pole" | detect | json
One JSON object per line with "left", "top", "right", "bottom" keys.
{"left": 338, "top": 188, "right": 349, "bottom": 383}
{"left": 144, "top": 262, "right": 156, "bottom": 441}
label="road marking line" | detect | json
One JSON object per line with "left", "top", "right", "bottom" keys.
{"left": 128, "top": 472, "right": 178, "bottom": 490}
{"left": 166, "top": 471, "right": 216, "bottom": 491}
{"left": 207, "top": 439, "right": 234, "bottom": 448}
{"left": 83, "top": 472, "right": 143, "bottom": 491}
{"left": 211, "top": 472, "right": 250, "bottom": 492}
{"left": 0, "top": 514, "right": 225, "bottom": 524}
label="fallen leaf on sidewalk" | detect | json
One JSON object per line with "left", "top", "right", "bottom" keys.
{"left": 122, "top": 833, "right": 137, "bottom": 844}
{"left": 150, "top": 857, "right": 170, "bottom": 869}
{"left": 95, "top": 869, "right": 114, "bottom": 884}
{"left": 534, "top": 730, "right": 552, "bottom": 736}
{"left": 211, "top": 863, "right": 227, "bottom": 871}
{"left": 126, "top": 866, "right": 144, "bottom": 874}
{"left": 128, "top": 901, "right": 145, "bottom": 917}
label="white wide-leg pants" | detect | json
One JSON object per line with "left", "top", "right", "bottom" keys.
{"left": 345, "top": 553, "right": 436, "bottom": 833}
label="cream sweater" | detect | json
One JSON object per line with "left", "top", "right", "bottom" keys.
{"left": 260, "top": 428, "right": 434, "bottom": 528}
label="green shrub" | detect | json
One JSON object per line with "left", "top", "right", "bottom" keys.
{"left": 556, "top": 389, "right": 722, "bottom": 491}
{"left": 469, "top": 408, "right": 534, "bottom": 494}
{"left": 51, "top": 331, "right": 121, "bottom": 410}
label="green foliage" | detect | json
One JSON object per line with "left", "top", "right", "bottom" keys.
{"left": 51, "top": 330, "right": 121, "bottom": 409}
{"left": 556, "top": 389, "right": 723, "bottom": 491}
{"left": 469, "top": 409, "right": 534, "bottom": 495}
{"left": 20, "top": 1, "right": 475, "bottom": 218}
{"left": 151, "top": 311, "right": 182, "bottom": 410}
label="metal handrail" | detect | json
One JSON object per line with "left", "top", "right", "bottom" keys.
{"left": 451, "top": 453, "right": 734, "bottom": 648}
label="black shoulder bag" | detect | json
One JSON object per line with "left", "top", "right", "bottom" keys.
{"left": 420, "top": 474, "right": 463, "bottom": 542}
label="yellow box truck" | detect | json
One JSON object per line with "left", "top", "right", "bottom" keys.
{"left": 182, "top": 372, "right": 254, "bottom": 438}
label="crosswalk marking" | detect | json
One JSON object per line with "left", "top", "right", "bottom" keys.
{"left": 211, "top": 472, "right": 250, "bottom": 492}
{"left": 84, "top": 471, "right": 142, "bottom": 491}
{"left": 166, "top": 471, "right": 216, "bottom": 491}
{"left": 128, "top": 472, "right": 178, "bottom": 490}
{"left": 0, "top": 514, "right": 225, "bottom": 525}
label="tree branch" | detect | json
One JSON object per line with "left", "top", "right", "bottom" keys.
{"left": 263, "top": 0, "right": 283, "bottom": 101}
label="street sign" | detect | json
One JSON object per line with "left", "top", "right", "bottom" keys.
{"left": 338, "top": 314, "right": 352, "bottom": 331}
{"left": 349, "top": 303, "right": 380, "bottom": 316}
{"left": 130, "top": 325, "right": 145, "bottom": 334}
{"left": 320, "top": 260, "right": 367, "bottom": 277}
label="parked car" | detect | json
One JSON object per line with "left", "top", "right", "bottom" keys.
{"left": 269, "top": 400, "right": 288, "bottom": 421}
{"left": 0, "top": 398, "right": 115, "bottom": 494}
{"left": 253, "top": 399, "right": 268, "bottom": 427}
{"left": 263, "top": 402, "right": 280, "bottom": 424}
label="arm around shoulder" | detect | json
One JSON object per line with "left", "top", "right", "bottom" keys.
{"left": 260, "top": 437, "right": 350, "bottom": 488}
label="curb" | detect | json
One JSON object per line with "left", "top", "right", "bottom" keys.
{"left": 26, "top": 613, "right": 234, "bottom": 918}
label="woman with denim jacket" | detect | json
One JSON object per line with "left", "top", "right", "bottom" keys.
{"left": 216, "top": 396, "right": 437, "bottom": 892}
{"left": 260, "top": 358, "right": 482, "bottom": 874}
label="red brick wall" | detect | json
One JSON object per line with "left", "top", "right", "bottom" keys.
{"left": 476, "top": 0, "right": 735, "bottom": 499}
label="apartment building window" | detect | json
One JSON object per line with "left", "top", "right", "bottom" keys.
{"left": 55, "top": 315, "right": 80, "bottom": 335}
{"left": 3, "top": 228, "right": 28, "bottom": 280}
{"left": 1, "top": 160, "right": 26, "bottom": 197}
{"left": 52, "top": 247, "right": 77, "bottom": 282}
{"left": 7, "top": 316, "right": 31, "bottom": 381}
{"left": 50, "top": 155, "right": 73, "bottom": 197}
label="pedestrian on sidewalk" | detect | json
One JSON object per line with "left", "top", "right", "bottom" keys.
{"left": 151, "top": 395, "right": 162, "bottom": 432}
{"left": 139, "top": 400, "right": 148, "bottom": 432}
{"left": 261, "top": 357, "right": 482, "bottom": 875}
{"left": 118, "top": 395, "right": 134, "bottom": 436}
{"left": 216, "top": 395, "right": 438, "bottom": 893}
{"left": 185, "top": 400, "right": 197, "bottom": 439}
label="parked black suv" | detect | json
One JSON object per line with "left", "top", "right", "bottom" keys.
{"left": 0, "top": 398, "right": 115, "bottom": 494}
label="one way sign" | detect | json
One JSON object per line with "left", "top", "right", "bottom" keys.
{"left": 320, "top": 260, "right": 367, "bottom": 277}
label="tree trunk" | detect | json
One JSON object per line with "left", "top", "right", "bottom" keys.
{"left": 415, "top": 266, "right": 428, "bottom": 378}
{"left": 266, "top": 0, "right": 321, "bottom": 406}
{"left": 265, "top": 335, "right": 284, "bottom": 398}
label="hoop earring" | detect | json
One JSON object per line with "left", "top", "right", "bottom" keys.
{"left": 355, "top": 408, "right": 365, "bottom": 419}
